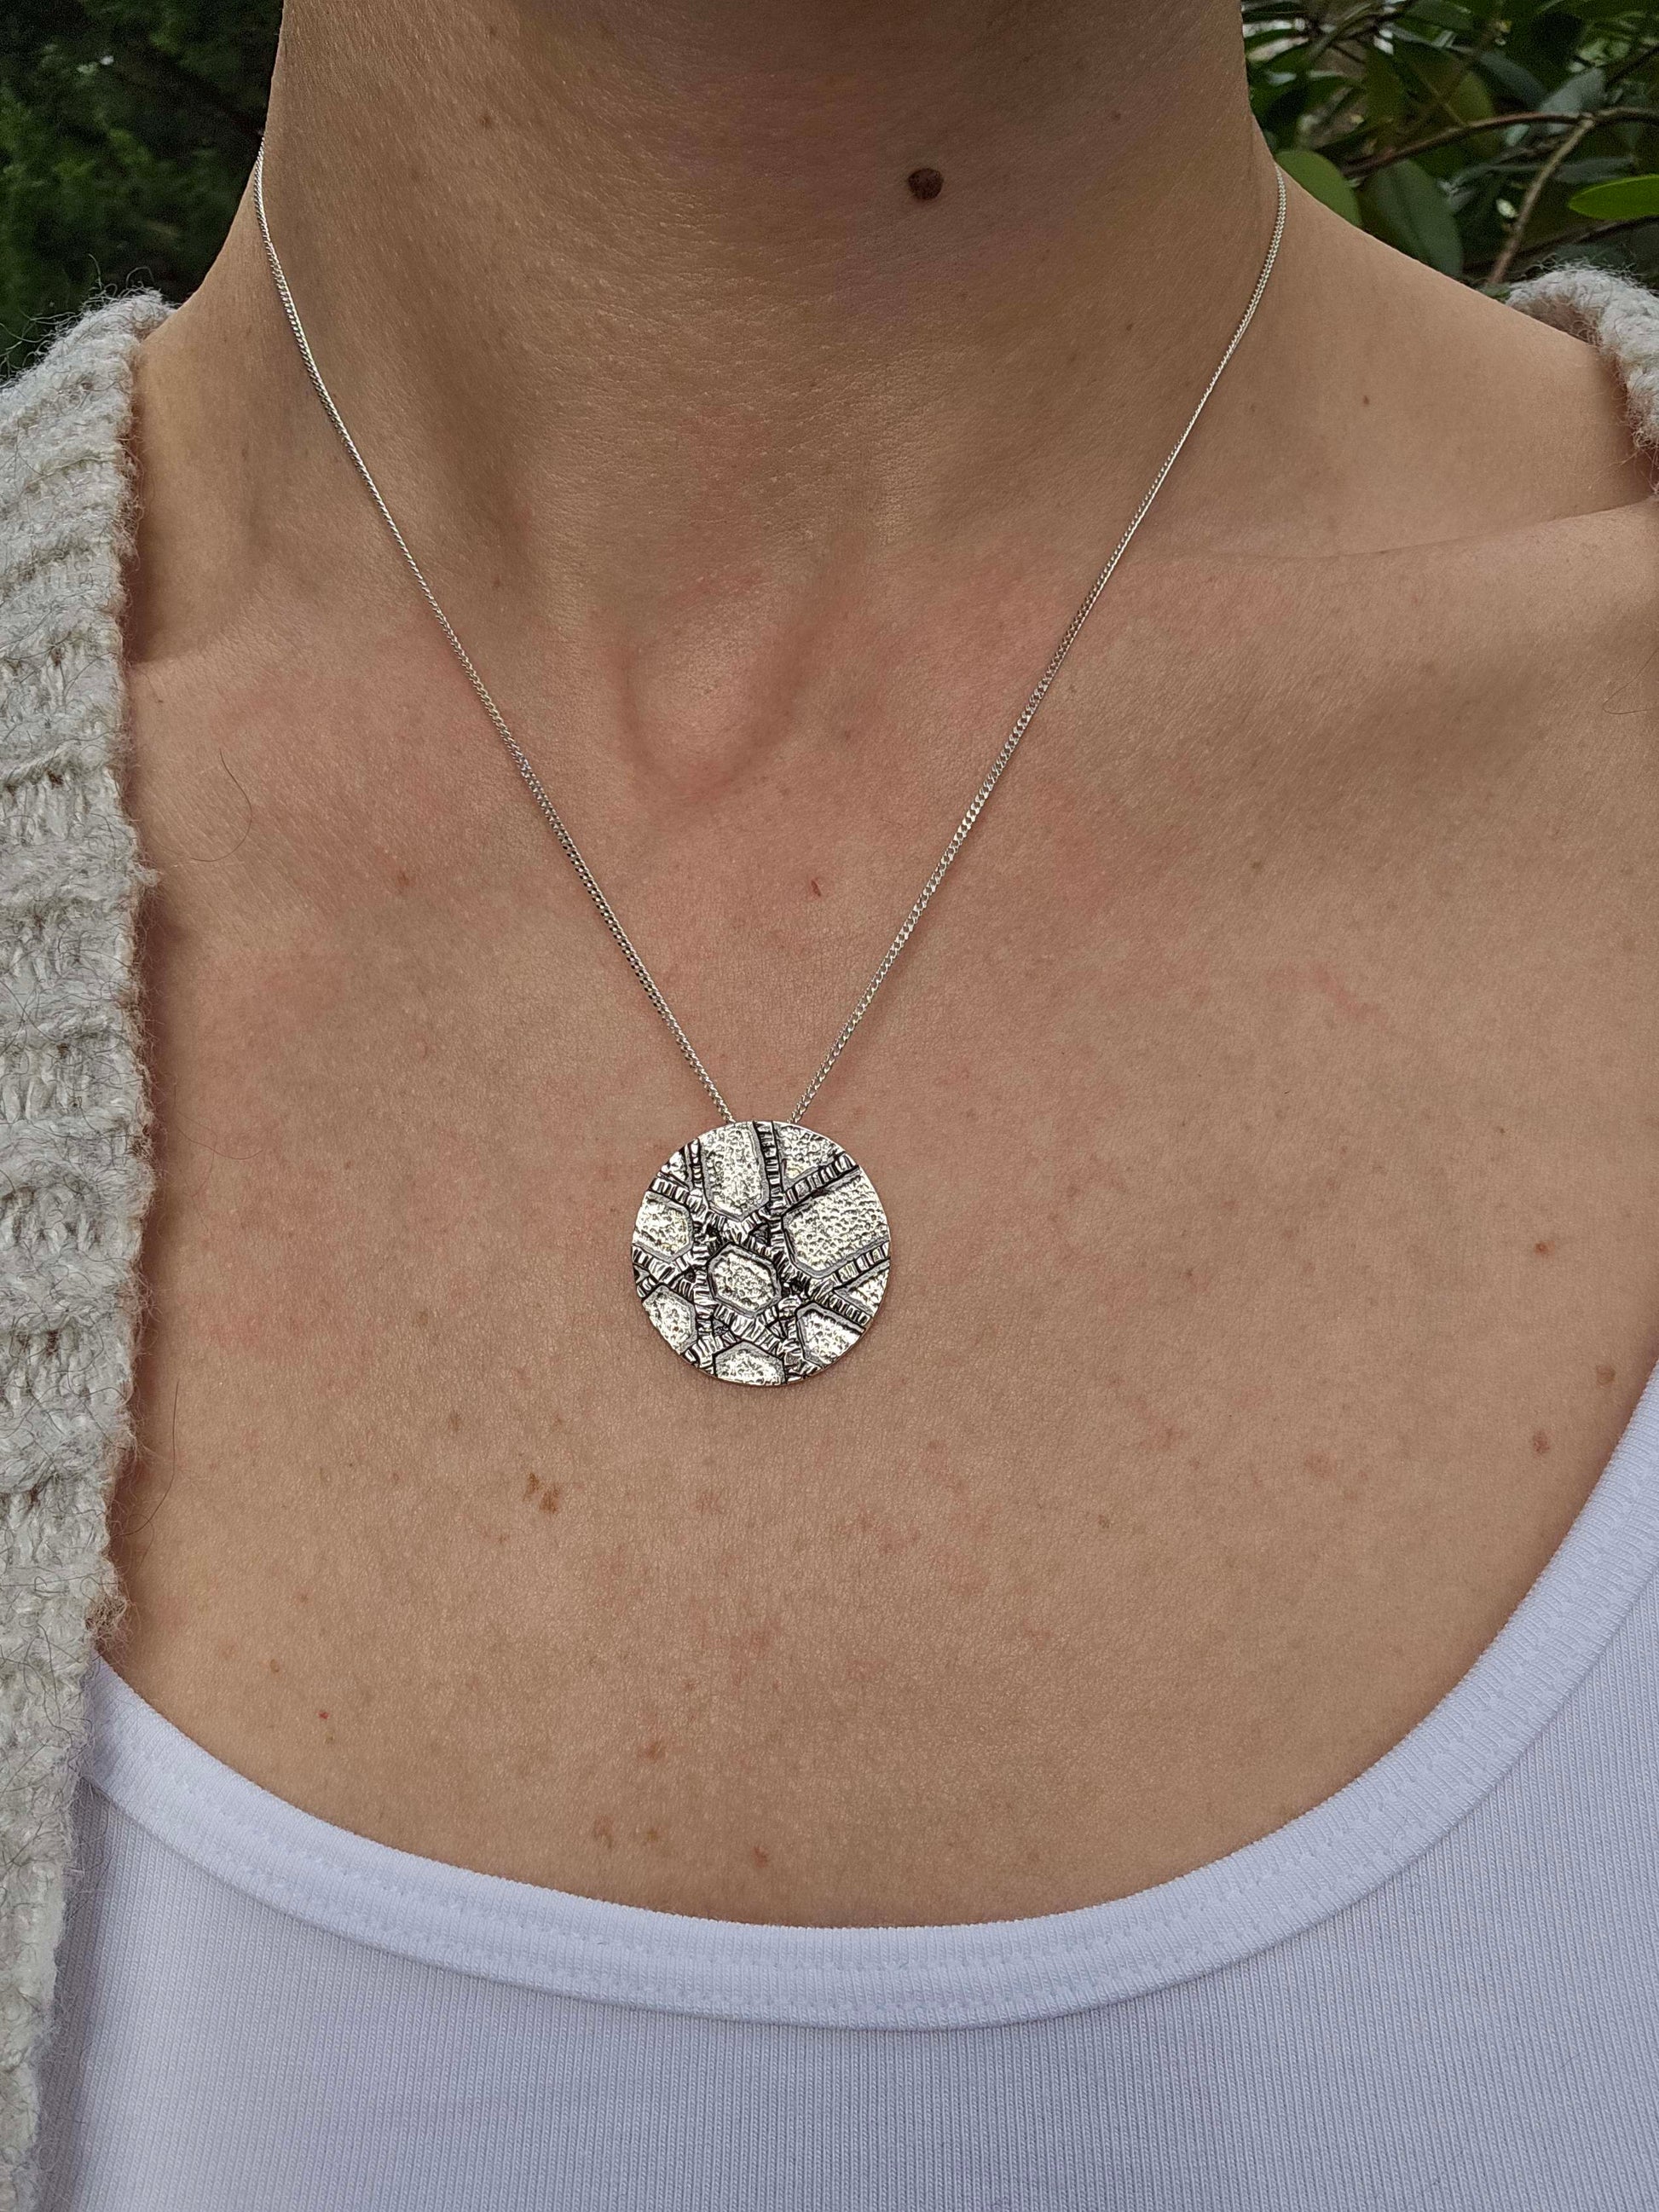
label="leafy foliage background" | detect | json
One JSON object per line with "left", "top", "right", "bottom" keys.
{"left": 1255, "top": 2, "right": 1659, "bottom": 283}
{"left": 5, "top": 1, "right": 1659, "bottom": 363}
{"left": 0, "top": 0, "right": 275, "bottom": 363}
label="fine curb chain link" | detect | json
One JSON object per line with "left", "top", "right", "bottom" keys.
{"left": 252, "top": 147, "right": 1286, "bottom": 1128}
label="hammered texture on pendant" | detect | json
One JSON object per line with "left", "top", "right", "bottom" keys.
{"left": 632, "top": 1121, "right": 890, "bottom": 1385}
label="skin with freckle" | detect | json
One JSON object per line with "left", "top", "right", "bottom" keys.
{"left": 101, "top": 0, "right": 1659, "bottom": 1929}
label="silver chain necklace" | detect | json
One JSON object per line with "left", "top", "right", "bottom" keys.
{"left": 252, "top": 146, "right": 1286, "bottom": 1387}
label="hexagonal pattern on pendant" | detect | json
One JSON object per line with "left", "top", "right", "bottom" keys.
{"left": 632, "top": 1121, "right": 890, "bottom": 1384}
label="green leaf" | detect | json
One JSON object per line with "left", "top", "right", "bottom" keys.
{"left": 1403, "top": 0, "right": 1477, "bottom": 28}
{"left": 1568, "top": 170, "right": 1659, "bottom": 215}
{"left": 1402, "top": 49, "right": 1496, "bottom": 119}
{"left": 1477, "top": 53, "right": 1549, "bottom": 107}
{"left": 1361, "top": 159, "right": 1465, "bottom": 274}
{"left": 1277, "top": 149, "right": 1362, "bottom": 224}
{"left": 1362, "top": 49, "right": 1408, "bottom": 129}
{"left": 1540, "top": 66, "right": 1607, "bottom": 112}
{"left": 1401, "top": 46, "right": 1501, "bottom": 166}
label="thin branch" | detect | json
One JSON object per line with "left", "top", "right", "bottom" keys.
{"left": 1348, "top": 101, "right": 1659, "bottom": 174}
{"left": 1473, "top": 205, "right": 1659, "bottom": 283}
{"left": 1300, "top": 0, "right": 1419, "bottom": 71}
{"left": 1488, "top": 109, "right": 1600, "bottom": 285}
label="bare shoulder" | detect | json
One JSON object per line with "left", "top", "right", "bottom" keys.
{"left": 1160, "top": 188, "right": 1659, "bottom": 571}
{"left": 1137, "top": 190, "right": 1659, "bottom": 817}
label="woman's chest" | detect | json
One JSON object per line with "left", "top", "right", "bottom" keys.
{"left": 107, "top": 721, "right": 1659, "bottom": 1926}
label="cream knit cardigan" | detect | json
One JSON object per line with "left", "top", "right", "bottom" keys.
{"left": 2, "top": 265, "right": 1658, "bottom": 2209}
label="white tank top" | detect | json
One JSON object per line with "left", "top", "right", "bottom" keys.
{"left": 34, "top": 1352, "right": 1659, "bottom": 2209}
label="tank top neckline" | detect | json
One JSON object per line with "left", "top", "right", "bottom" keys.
{"left": 81, "top": 1343, "right": 1659, "bottom": 2032}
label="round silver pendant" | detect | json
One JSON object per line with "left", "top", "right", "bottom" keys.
{"left": 632, "top": 1121, "right": 890, "bottom": 1385}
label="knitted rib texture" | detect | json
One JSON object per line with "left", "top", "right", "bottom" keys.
{"left": 1508, "top": 261, "right": 1659, "bottom": 453}
{"left": 0, "top": 263, "right": 1655, "bottom": 2211}
{"left": 0, "top": 294, "right": 166, "bottom": 2212}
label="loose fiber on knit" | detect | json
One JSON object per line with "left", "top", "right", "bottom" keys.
{"left": 0, "top": 296, "right": 167, "bottom": 2212}
{"left": 3, "top": 263, "right": 1659, "bottom": 2209}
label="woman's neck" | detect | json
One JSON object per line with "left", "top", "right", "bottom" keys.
{"left": 160, "top": 2, "right": 1269, "bottom": 603}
